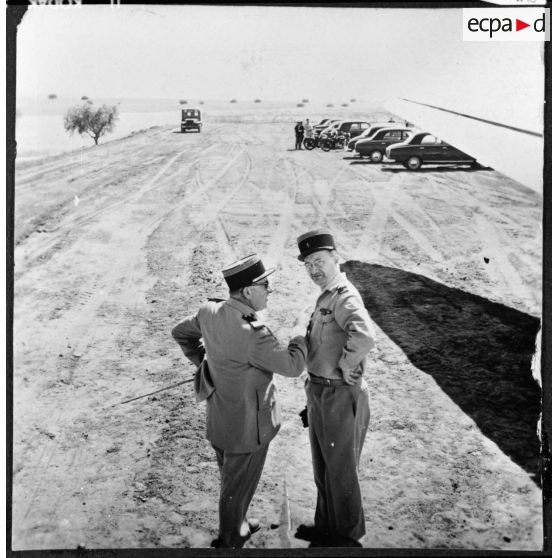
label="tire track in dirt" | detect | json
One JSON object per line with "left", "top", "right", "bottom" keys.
{"left": 193, "top": 152, "right": 249, "bottom": 263}
{"left": 13, "top": 143, "right": 231, "bottom": 539}
{"left": 261, "top": 157, "right": 299, "bottom": 268}
{"left": 349, "top": 165, "right": 446, "bottom": 265}
{"left": 292, "top": 161, "right": 359, "bottom": 261}
{"left": 16, "top": 147, "right": 199, "bottom": 271}
{"left": 347, "top": 164, "right": 541, "bottom": 314}
{"left": 438, "top": 177, "right": 541, "bottom": 311}
{"left": 61, "top": 143, "right": 231, "bottom": 370}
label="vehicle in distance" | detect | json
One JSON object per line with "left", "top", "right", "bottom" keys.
{"left": 355, "top": 126, "right": 413, "bottom": 162}
{"left": 385, "top": 132, "right": 476, "bottom": 170}
{"left": 314, "top": 119, "right": 341, "bottom": 136}
{"left": 322, "top": 120, "right": 371, "bottom": 139}
{"left": 347, "top": 121, "right": 401, "bottom": 151}
{"left": 181, "top": 108, "right": 202, "bottom": 133}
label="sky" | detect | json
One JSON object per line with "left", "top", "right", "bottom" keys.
{"left": 16, "top": 4, "right": 545, "bottom": 129}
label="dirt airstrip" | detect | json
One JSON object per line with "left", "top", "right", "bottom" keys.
{"left": 12, "top": 108, "right": 544, "bottom": 551}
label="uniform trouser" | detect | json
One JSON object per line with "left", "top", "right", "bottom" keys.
{"left": 305, "top": 378, "right": 370, "bottom": 543}
{"left": 212, "top": 442, "right": 269, "bottom": 548}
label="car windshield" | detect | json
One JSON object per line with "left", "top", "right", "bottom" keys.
{"left": 318, "top": 119, "right": 329, "bottom": 125}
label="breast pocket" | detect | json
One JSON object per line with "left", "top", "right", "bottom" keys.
{"left": 318, "top": 314, "right": 336, "bottom": 344}
{"left": 255, "top": 383, "right": 281, "bottom": 445}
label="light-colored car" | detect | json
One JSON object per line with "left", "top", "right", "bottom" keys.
{"left": 354, "top": 126, "right": 414, "bottom": 162}
{"left": 314, "top": 119, "right": 341, "bottom": 136}
{"left": 321, "top": 120, "right": 370, "bottom": 140}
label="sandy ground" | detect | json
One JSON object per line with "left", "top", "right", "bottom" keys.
{"left": 11, "top": 108, "right": 543, "bottom": 551}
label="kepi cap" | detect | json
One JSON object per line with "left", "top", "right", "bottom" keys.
{"left": 296, "top": 229, "right": 336, "bottom": 261}
{"left": 222, "top": 254, "right": 275, "bottom": 291}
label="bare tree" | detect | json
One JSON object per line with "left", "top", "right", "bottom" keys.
{"left": 63, "top": 103, "right": 119, "bottom": 145}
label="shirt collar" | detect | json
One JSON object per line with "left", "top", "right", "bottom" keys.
{"left": 322, "top": 271, "right": 347, "bottom": 293}
{"left": 226, "top": 297, "right": 257, "bottom": 317}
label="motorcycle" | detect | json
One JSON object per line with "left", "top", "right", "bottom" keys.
{"left": 303, "top": 136, "right": 317, "bottom": 150}
{"left": 320, "top": 131, "right": 349, "bottom": 152}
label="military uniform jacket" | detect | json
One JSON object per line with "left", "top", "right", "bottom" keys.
{"left": 172, "top": 298, "right": 308, "bottom": 453}
{"left": 307, "top": 273, "right": 375, "bottom": 380}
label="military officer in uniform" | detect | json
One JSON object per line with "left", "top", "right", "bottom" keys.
{"left": 171, "top": 254, "right": 307, "bottom": 549}
{"left": 295, "top": 230, "right": 375, "bottom": 547}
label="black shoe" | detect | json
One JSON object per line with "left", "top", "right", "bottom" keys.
{"left": 246, "top": 518, "right": 261, "bottom": 535}
{"left": 211, "top": 520, "right": 260, "bottom": 549}
{"left": 294, "top": 524, "right": 329, "bottom": 544}
{"left": 327, "top": 534, "right": 363, "bottom": 547}
{"left": 210, "top": 533, "right": 251, "bottom": 549}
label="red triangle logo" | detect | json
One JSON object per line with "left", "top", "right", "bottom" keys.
{"left": 516, "top": 19, "right": 530, "bottom": 31}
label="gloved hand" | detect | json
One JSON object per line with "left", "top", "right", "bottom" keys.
{"left": 299, "top": 406, "right": 308, "bottom": 428}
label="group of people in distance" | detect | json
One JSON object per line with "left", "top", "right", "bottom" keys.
{"left": 172, "top": 229, "right": 375, "bottom": 548}
{"left": 294, "top": 118, "right": 314, "bottom": 150}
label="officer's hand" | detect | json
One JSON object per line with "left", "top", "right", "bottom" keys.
{"left": 299, "top": 406, "right": 309, "bottom": 428}
{"left": 342, "top": 369, "right": 361, "bottom": 385}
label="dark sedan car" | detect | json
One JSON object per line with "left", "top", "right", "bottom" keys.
{"left": 385, "top": 132, "right": 476, "bottom": 170}
{"left": 347, "top": 121, "right": 400, "bottom": 151}
{"left": 354, "top": 127, "right": 413, "bottom": 162}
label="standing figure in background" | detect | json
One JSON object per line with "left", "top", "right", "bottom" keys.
{"left": 295, "top": 121, "right": 304, "bottom": 149}
{"left": 295, "top": 230, "right": 375, "bottom": 548}
{"left": 303, "top": 118, "right": 314, "bottom": 139}
{"left": 171, "top": 254, "right": 308, "bottom": 549}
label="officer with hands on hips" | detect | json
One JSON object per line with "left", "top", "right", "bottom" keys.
{"left": 171, "top": 254, "right": 308, "bottom": 549}
{"left": 294, "top": 229, "right": 375, "bottom": 548}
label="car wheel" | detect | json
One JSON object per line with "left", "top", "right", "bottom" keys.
{"left": 406, "top": 156, "right": 422, "bottom": 170}
{"left": 370, "top": 150, "right": 383, "bottom": 163}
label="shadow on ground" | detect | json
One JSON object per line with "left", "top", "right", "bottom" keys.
{"left": 342, "top": 261, "right": 541, "bottom": 485}
{"left": 379, "top": 163, "right": 493, "bottom": 173}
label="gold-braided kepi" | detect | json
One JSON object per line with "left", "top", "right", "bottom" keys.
{"left": 222, "top": 254, "right": 275, "bottom": 290}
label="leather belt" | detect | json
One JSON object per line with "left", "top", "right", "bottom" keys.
{"left": 308, "top": 373, "right": 347, "bottom": 386}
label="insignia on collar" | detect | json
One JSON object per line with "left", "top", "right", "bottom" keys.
{"left": 243, "top": 314, "right": 265, "bottom": 329}
{"left": 336, "top": 286, "right": 348, "bottom": 295}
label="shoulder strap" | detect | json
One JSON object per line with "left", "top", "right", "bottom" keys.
{"left": 242, "top": 314, "right": 266, "bottom": 330}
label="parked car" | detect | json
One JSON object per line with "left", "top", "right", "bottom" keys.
{"left": 354, "top": 126, "right": 413, "bottom": 162}
{"left": 347, "top": 121, "right": 402, "bottom": 151}
{"left": 314, "top": 119, "right": 341, "bottom": 136}
{"left": 320, "top": 120, "right": 370, "bottom": 140}
{"left": 181, "top": 108, "right": 202, "bottom": 133}
{"left": 338, "top": 120, "right": 371, "bottom": 138}
{"left": 385, "top": 132, "right": 476, "bottom": 170}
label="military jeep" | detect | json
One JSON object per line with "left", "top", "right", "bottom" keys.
{"left": 180, "top": 108, "right": 202, "bottom": 133}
